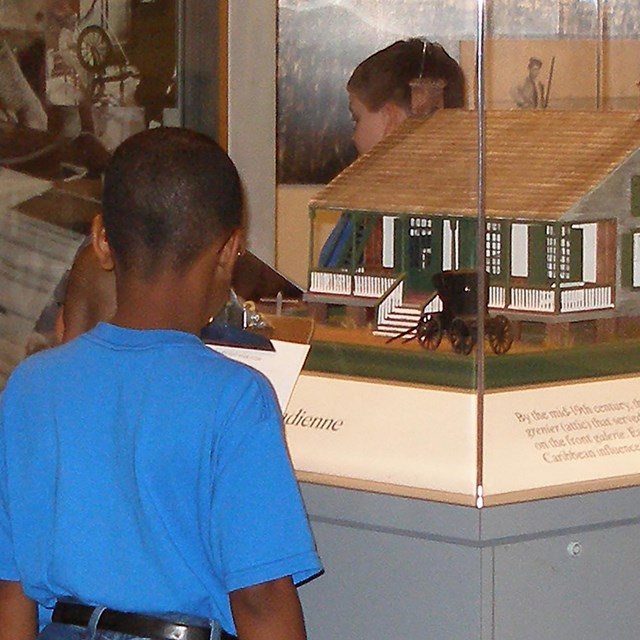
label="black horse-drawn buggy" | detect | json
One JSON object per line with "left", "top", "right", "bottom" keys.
{"left": 392, "top": 270, "right": 514, "bottom": 355}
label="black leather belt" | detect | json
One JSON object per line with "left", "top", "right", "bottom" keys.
{"left": 52, "top": 602, "right": 212, "bottom": 640}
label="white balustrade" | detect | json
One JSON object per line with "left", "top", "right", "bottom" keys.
{"left": 509, "top": 288, "right": 555, "bottom": 313}
{"left": 560, "top": 286, "right": 613, "bottom": 313}
{"left": 488, "top": 286, "right": 506, "bottom": 309}
{"left": 354, "top": 274, "right": 396, "bottom": 297}
{"left": 310, "top": 270, "right": 398, "bottom": 298}
{"left": 422, "top": 296, "right": 443, "bottom": 314}
{"left": 376, "top": 280, "right": 405, "bottom": 326}
{"left": 311, "top": 271, "right": 614, "bottom": 318}
{"left": 309, "top": 271, "right": 351, "bottom": 295}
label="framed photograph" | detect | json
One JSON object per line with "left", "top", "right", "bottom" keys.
{"left": 276, "top": 0, "right": 640, "bottom": 185}
{"left": 0, "top": 0, "right": 179, "bottom": 387}
{"left": 276, "top": 0, "right": 475, "bottom": 185}
{"left": 460, "top": 38, "right": 640, "bottom": 110}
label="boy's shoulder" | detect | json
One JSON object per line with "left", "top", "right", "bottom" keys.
{"left": 5, "top": 338, "right": 80, "bottom": 390}
{"left": 7, "top": 325, "right": 272, "bottom": 394}
{"left": 195, "top": 344, "right": 276, "bottom": 404}
{"left": 5, "top": 330, "right": 277, "bottom": 422}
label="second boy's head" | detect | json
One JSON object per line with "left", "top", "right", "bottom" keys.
{"left": 93, "top": 127, "right": 243, "bottom": 332}
{"left": 347, "top": 39, "right": 465, "bottom": 155}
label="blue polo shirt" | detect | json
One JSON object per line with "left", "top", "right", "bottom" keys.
{"left": 0, "top": 323, "right": 321, "bottom": 635}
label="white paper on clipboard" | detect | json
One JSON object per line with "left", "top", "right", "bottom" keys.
{"left": 206, "top": 339, "right": 310, "bottom": 411}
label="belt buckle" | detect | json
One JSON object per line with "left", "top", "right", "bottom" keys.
{"left": 166, "top": 625, "right": 189, "bottom": 640}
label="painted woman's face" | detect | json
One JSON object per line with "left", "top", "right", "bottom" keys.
{"left": 348, "top": 93, "right": 390, "bottom": 156}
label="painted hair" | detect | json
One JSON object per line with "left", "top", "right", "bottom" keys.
{"left": 347, "top": 38, "right": 465, "bottom": 112}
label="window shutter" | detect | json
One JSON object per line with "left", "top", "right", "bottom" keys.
{"left": 631, "top": 176, "right": 640, "bottom": 218}
{"left": 458, "top": 218, "right": 476, "bottom": 269}
{"left": 621, "top": 232, "right": 633, "bottom": 287}
{"left": 430, "top": 217, "right": 443, "bottom": 271}
{"left": 500, "top": 221, "right": 510, "bottom": 283}
{"left": 529, "top": 224, "right": 548, "bottom": 285}
{"left": 569, "top": 227, "right": 583, "bottom": 281}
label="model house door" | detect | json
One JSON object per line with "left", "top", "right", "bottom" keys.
{"left": 403, "top": 216, "right": 442, "bottom": 292}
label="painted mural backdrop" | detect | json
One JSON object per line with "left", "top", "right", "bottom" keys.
{"left": 277, "top": 0, "right": 640, "bottom": 184}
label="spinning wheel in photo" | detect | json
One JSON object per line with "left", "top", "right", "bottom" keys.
{"left": 77, "top": 25, "right": 112, "bottom": 72}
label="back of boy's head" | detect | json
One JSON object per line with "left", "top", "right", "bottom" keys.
{"left": 102, "top": 127, "right": 242, "bottom": 278}
{"left": 348, "top": 39, "right": 465, "bottom": 112}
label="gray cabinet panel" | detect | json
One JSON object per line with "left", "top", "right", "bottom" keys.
{"left": 301, "top": 520, "right": 482, "bottom": 640}
{"left": 493, "top": 527, "right": 640, "bottom": 640}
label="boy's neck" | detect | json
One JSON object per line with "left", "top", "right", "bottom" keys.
{"left": 111, "top": 272, "right": 215, "bottom": 335}
{"left": 105, "top": 231, "right": 238, "bottom": 336}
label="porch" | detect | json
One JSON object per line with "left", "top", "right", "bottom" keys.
{"left": 489, "top": 283, "right": 614, "bottom": 314}
{"left": 308, "top": 269, "right": 397, "bottom": 298}
{"left": 309, "top": 269, "right": 614, "bottom": 315}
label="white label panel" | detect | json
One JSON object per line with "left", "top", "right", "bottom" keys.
{"left": 284, "top": 374, "right": 478, "bottom": 496}
{"left": 484, "top": 377, "right": 640, "bottom": 496}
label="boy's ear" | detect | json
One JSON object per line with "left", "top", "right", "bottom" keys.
{"left": 216, "top": 228, "right": 245, "bottom": 273}
{"left": 91, "top": 214, "right": 115, "bottom": 272}
{"left": 381, "top": 102, "right": 409, "bottom": 136}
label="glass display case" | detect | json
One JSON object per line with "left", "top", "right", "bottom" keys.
{"left": 270, "top": 0, "right": 640, "bottom": 506}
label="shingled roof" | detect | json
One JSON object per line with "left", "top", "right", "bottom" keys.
{"left": 310, "top": 110, "right": 640, "bottom": 220}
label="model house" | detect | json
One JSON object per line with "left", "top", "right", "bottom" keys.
{"left": 305, "top": 110, "right": 640, "bottom": 344}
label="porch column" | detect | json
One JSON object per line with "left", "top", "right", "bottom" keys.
{"left": 595, "top": 317, "right": 616, "bottom": 343}
{"left": 546, "top": 322, "right": 573, "bottom": 348}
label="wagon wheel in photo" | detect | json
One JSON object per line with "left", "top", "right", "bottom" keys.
{"left": 416, "top": 315, "right": 442, "bottom": 350}
{"left": 77, "top": 25, "right": 113, "bottom": 73}
{"left": 488, "top": 314, "right": 514, "bottom": 355}
{"left": 449, "top": 317, "right": 475, "bottom": 355}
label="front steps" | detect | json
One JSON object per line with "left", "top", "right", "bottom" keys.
{"left": 373, "top": 301, "right": 423, "bottom": 339}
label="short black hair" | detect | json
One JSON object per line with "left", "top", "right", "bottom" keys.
{"left": 102, "top": 127, "right": 242, "bottom": 278}
{"left": 347, "top": 39, "right": 465, "bottom": 112}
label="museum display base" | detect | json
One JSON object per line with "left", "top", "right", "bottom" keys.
{"left": 297, "top": 479, "right": 640, "bottom": 640}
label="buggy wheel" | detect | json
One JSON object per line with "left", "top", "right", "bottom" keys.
{"left": 488, "top": 314, "right": 514, "bottom": 354}
{"left": 449, "top": 318, "right": 475, "bottom": 355}
{"left": 77, "top": 26, "right": 112, "bottom": 72}
{"left": 417, "top": 316, "right": 442, "bottom": 350}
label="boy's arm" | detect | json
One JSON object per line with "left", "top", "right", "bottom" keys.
{"left": 229, "top": 576, "right": 306, "bottom": 640}
{"left": 0, "top": 580, "right": 37, "bottom": 640}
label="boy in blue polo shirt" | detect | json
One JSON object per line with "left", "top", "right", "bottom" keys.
{"left": 0, "top": 127, "right": 321, "bottom": 640}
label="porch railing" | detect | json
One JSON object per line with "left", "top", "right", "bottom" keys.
{"left": 354, "top": 273, "right": 397, "bottom": 297}
{"left": 310, "top": 270, "right": 614, "bottom": 316}
{"left": 422, "top": 295, "right": 443, "bottom": 314}
{"left": 560, "top": 285, "right": 613, "bottom": 313}
{"left": 501, "top": 284, "right": 614, "bottom": 314}
{"left": 309, "top": 270, "right": 351, "bottom": 295}
{"left": 509, "top": 287, "right": 556, "bottom": 313}
{"left": 488, "top": 285, "right": 506, "bottom": 309}
{"left": 376, "top": 277, "right": 405, "bottom": 327}
{"left": 309, "top": 270, "right": 396, "bottom": 298}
